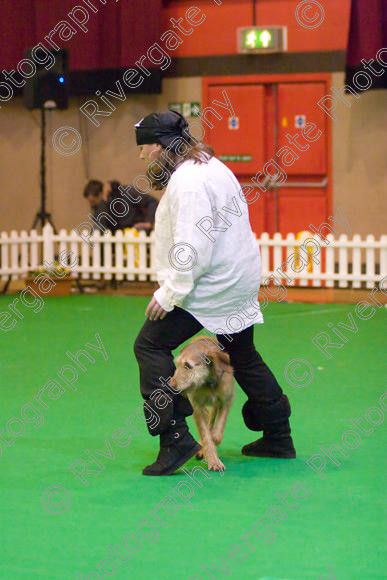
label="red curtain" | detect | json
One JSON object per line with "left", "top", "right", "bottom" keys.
{"left": 345, "top": 0, "right": 387, "bottom": 90}
{"left": 0, "top": 0, "right": 162, "bottom": 71}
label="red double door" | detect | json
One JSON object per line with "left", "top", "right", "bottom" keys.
{"left": 202, "top": 74, "right": 332, "bottom": 236}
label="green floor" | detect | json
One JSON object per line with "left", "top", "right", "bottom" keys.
{"left": 0, "top": 295, "right": 385, "bottom": 580}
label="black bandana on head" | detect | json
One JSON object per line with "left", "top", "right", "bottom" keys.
{"left": 134, "top": 110, "right": 191, "bottom": 153}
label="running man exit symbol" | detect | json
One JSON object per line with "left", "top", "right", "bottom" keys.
{"left": 260, "top": 30, "right": 272, "bottom": 48}
{"left": 239, "top": 26, "right": 286, "bottom": 53}
{"left": 245, "top": 30, "right": 257, "bottom": 48}
{"left": 191, "top": 103, "right": 200, "bottom": 116}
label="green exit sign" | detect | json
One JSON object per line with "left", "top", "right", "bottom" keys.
{"left": 238, "top": 26, "right": 287, "bottom": 54}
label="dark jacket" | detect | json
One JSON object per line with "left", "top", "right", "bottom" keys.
{"left": 91, "top": 184, "right": 158, "bottom": 233}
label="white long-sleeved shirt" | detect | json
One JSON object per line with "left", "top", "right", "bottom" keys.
{"left": 153, "top": 155, "right": 264, "bottom": 334}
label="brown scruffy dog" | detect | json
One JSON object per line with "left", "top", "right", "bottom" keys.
{"left": 169, "top": 336, "right": 235, "bottom": 472}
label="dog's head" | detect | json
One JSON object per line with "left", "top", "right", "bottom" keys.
{"left": 169, "top": 337, "right": 233, "bottom": 393}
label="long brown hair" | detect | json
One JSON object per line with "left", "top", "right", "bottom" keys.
{"left": 147, "top": 138, "right": 215, "bottom": 190}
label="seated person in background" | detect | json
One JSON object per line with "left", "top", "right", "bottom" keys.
{"left": 83, "top": 179, "right": 158, "bottom": 234}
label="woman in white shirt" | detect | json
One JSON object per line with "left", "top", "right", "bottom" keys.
{"left": 133, "top": 111, "right": 295, "bottom": 476}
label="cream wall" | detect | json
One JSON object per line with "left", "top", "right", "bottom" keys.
{"left": 0, "top": 75, "right": 385, "bottom": 235}
{"left": 0, "top": 77, "right": 202, "bottom": 233}
{"left": 331, "top": 73, "right": 387, "bottom": 236}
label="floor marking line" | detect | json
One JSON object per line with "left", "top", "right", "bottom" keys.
{"left": 266, "top": 307, "right": 351, "bottom": 318}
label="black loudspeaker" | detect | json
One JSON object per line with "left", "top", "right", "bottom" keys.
{"left": 23, "top": 48, "right": 69, "bottom": 110}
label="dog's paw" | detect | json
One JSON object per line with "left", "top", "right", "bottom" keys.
{"left": 195, "top": 449, "right": 204, "bottom": 460}
{"left": 207, "top": 459, "right": 226, "bottom": 472}
{"left": 202, "top": 454, "right": 226, "bottom": 472}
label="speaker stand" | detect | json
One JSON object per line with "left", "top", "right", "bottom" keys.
{"left": 31, "top": 106, "right": 57, "bottom": 233}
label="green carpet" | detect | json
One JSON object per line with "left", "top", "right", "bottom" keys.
{"left": 0, "top": 295, "right": 385, "bottom": 580}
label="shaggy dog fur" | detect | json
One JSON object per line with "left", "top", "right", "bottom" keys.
{"left": 169, "top": 336, "right": 235, "bottom": 471}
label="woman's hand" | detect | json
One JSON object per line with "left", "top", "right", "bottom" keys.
{"left": 134, "top": 222, "right": 152, "bottom": 230}
{"left": 102, "top": 182, "right": 111, "bottom": 202}
{"left": 145, "top": 297, "right": 168, "bottom": 320}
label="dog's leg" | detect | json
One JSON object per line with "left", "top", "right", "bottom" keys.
{"left": 211, "top": 403, "right": 231, "bottom": 446}
{"left": 208, "top": 404, "right": 218, "bottom": 430}
{"left": 193, "top": 409, "right": 225, "bottom": 472}
{"left": 192, "top": 407, "right": 206, "bottom": 459}
{"left": 193, "top": 406, "right": 209, "bottom": 459}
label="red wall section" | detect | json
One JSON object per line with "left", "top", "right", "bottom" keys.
{"left": 162, "top": 0, "right": 351, "bottom": 56}
{"left": 0, "top": 0, "right": 162, "bottom": 71}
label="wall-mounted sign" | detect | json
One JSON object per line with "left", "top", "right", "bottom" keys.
{"left": 228, "top": 117, "right": 240, "bottom": 130}
{"left": 168, "top": 102, "right": 200, "bottom": 118}
{"left": 219, "top": 154, "right": 252, "bottom": 162}
{"left": 295, "top": 115, "right": 306, "bottom": 128}
{"left": 238, "top": 26, "right": 287, "bottom": 54}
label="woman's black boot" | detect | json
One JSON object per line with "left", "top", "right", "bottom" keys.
{"left": 241, "top": 394, "right": 296, "bottom": 459}
{"left": 142, "top": 418, "right": 201, "bottom": 476}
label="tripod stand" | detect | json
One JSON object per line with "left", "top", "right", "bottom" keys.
{"left": 2, "top": 105, "right": 59, "bottom": 294}
{"left": 31, "top": 105, "right": 57, "bottom": 233}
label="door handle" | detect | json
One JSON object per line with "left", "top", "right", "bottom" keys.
{"left": 240, "top": 177, "right": 328, "bottom": 189}
{"left": 273, "top": 177, "right": 328, "bottom": 188}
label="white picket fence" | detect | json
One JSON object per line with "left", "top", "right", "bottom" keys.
{"left": 1, "top": 224, "right": 386, "bottom": 289}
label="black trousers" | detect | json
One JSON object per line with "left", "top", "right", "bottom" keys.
{"left": 133, "top": 306, "right": 290, "bottom": 436}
